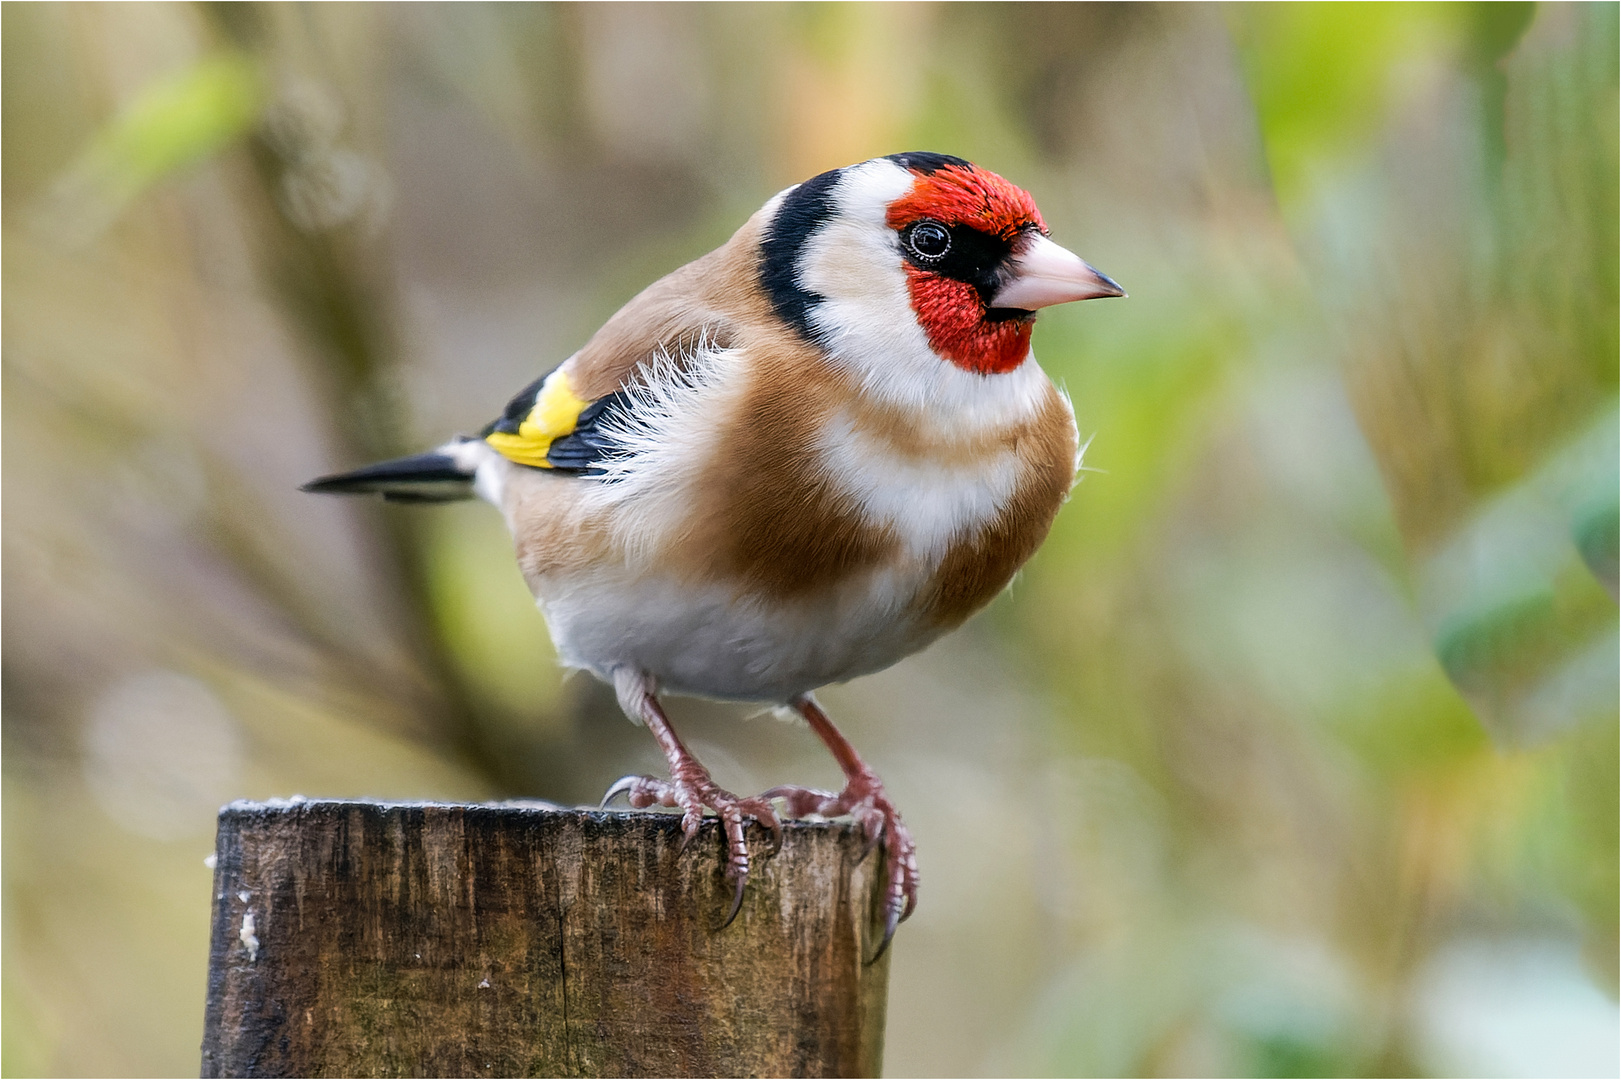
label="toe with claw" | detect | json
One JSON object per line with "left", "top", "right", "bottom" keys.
{"left": 762, "top": 768, "right": 919, "bottom": 961}
{"left": 602, "top": 772, "right": 783, "bottom": 927}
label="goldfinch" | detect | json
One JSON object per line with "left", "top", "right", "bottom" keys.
{"left": 305, "top": 152, "right": 1123, "bottom": 955}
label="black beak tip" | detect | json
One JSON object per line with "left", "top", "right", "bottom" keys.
{"left": 1092, "top": 266, "right": 1128, "bottom": 299}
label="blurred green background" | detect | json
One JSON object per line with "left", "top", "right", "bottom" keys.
{"left": 3, "top": 3, "right": 1616, "bottom": 1076}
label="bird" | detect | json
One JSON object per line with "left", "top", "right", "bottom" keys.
{"left": 303, "top": 151, "right": 1123, "bottom": 957}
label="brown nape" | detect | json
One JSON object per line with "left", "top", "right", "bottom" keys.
{"left": 918, "top": 385, "right": 1078, "bottom": 627}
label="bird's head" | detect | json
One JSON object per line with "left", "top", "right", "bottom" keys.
{"left": 759, "top": 152, "right": 1123, "bottom": 384}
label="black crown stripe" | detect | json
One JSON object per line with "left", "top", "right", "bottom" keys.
{"left": 885, "top": 151, "right": 972, "bottom": 175}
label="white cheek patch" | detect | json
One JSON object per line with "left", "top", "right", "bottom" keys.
{"left": 816, "top": 410, "right": 1022, "bottom": 561}
{"left": 799, "top": 219, "right": 907, "bottom": 309}
{"left": 801, "top": 215, "right": 930, "bottom": 372}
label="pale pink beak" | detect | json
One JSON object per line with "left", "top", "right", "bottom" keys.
{"left": 990, "top": 234, "right": 1125, "bottom": 310}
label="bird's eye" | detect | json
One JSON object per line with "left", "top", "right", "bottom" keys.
{"left": 906, "top": 221, "right": 951, "bottom": 262}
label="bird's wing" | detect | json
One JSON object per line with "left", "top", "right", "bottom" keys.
{"left": 480, "top": 271, "right": 735, "bottom": 476}
{"left": 479, "top": 366, "right": 621, "bottom": 472}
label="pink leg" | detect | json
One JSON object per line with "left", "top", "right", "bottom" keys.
{"left": 600, "top": 668, "right": 782, "bottom": 927}
{"left": 762, "top": 694, "right": 919, "bottom": 960}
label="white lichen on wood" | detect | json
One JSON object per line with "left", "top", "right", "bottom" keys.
{"left": 239, "top": 911, "right": 259, "bottom": 962}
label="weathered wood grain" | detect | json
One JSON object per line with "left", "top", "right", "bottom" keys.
{"left": 200, "top": 800, "right": 889, "bottom": 1078}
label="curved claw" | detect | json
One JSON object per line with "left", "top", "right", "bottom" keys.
{"left": 867, "top": 900, "right": 904, "bottom": 966}
{"left": 677, "top": 815, "right": 703, "bottom": 855}
{"left": 765, "top": 775, "right": 918, "bottom": 954}
{"left": 600, "top": 775, "right": 641, "bottom": 809}
{"left": 719, "top": 874, "right": 747, "bottom": 930}
{"left": 752, "top": 805, "right": 785, "bottom": 857}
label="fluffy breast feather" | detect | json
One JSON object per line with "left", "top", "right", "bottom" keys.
{"left": 915, "top": 382, "right": 1078, "bottom": 626}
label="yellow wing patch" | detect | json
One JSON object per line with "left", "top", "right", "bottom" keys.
{"left": 484, "top": 369, "right": 591, "bottom": 468}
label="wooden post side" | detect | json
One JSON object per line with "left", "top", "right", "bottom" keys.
{"left": 200, "top": 801, "right": 889, "bottom": 1078}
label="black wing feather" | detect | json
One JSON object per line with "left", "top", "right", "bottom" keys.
{"left": 544, "top": 391, "right": 635, "bottom": 475}
{"left": 482, "top": 373, "right": 548, "bottom": 438}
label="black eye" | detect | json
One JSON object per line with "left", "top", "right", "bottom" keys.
{"left": 906, "top": 221, "right": 951, "bottom": 262}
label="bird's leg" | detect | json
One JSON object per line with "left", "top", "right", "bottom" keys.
{"left": 761, "top": 693, "right": 919, "bottom": 959}
{"left": 600, "top": 668, "right": 782, "bottom": 927}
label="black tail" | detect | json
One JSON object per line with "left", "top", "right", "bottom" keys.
{"left": 301, "top": 450, "right": 475, "bottom": 503}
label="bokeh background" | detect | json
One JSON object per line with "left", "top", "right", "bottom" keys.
{"left": 4, "top": 3, "right": 1616, "bottom": 1076}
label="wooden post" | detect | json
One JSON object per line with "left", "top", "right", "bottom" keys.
{"left": 200, "top": 800, "right": 889, "bottom": 1078}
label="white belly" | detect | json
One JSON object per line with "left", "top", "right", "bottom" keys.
{"left": 536, "top": 564, "right": 946, "bottom": 702}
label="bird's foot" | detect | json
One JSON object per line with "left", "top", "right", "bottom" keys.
{"left": 602, "top": 771, "right": 783, "bottom": 927}
{"left": 762, "top": 770, "right": 918, "bottom": 960}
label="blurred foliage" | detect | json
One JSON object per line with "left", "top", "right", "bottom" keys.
{"left": 33, "top": 52, "right": 264, "bottom": 247}
{"left": 2, "top": 3, "right": 1615, "bottom": 1077}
